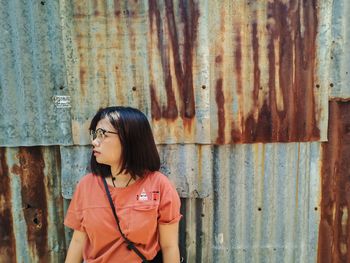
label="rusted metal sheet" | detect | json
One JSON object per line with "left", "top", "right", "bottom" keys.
{"left": 0, "top": 147, "right": 66, "bottom": 262}
{"left": 318, "top": 101, "right": 350, "bottom": 263}
{"left": 0, "top": 0, "right": 333, "bottom": 147}
{"left": 12, "top": 147, "right": 49, "bottom": 261}
{"left": 0, "top": 0, "right": 333, "bottom": 146}
{"left": 0, "top": 148, "right": 16, "bottom": 262}
{"left": 0, "top": 0, "right": 72, "bottom": 147}
{"left": 59, "top": 0, "right": 328, "bottom": 145}
{"left": 210, "top": 0, "right": 327, "bottom": 143}
{"left": 1, "top": 0, "right": 346, "bottom": 262}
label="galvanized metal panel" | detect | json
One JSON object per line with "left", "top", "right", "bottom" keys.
{"left": 328, "top": 0, "right": 350, "bottom": 99}
{"left": 61, "top": 142, "right": 321, "bottom": 262}
{"left": 0, "top": 0, "right": 330, "bottom": 146}
{"left": 318, "top": 101, "right": 350, "bottom": 262}
{"left": 0, "top": 146, "right": 66, "bottom": 263}
{"left": 158, "top": 144, "right": 212, "bottom": 198}
{"left": 0, "top": 0, "right": 72, "bottom": 147}
{"left": 60, "top": 144, "right": 212, "bottom": 199}
{"left": 60, "top": 145, "right": 91, "bottom": 199}
{"left": 0, "top": 0, "right": 342, "bottom": 262}
{"left": 181, "top": 142, "right": 321, "bottom": 263}
{"left": 59, "top": 0, "right": 211, "bottom": 145}
{"left": 60, "top": 0, "right": 328, "bottom": 145}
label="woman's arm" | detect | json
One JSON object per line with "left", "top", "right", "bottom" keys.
{"left": 159, "top": 222, "right": 180, "bottom": 263}
{"left": 65, "top": 230, "right": 87, "bottom": 263}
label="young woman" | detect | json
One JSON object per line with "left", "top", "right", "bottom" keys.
{"left": 64, "top": 106, "right": 182, "bottom": 263}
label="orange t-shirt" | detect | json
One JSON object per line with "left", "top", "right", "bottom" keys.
{"left": 64, "top": 172, "right": 182, "bottom": 262}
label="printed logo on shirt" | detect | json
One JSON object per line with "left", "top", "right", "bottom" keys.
{"left": 151, "top": 191, "right": 160, "bottom": 201}
{"left": 138, "top": 189, "right": 148, "bottom": 201}
{"left": 136, "top": 190, "right": 160, "bottom": 201}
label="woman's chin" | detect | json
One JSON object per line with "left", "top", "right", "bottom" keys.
{"left": 95, "top": 158, "right": 111, "bottom": 166}
{"left": 95, "top": 156, "right": 104, "bottom": 163}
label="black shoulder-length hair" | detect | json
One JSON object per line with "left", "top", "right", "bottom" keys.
{"left": 89, "top": 106, "right": 160, "bottom": 178}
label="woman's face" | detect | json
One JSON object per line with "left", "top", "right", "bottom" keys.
{"left": 91, "top": 118, "right": 123, "bottom": 170}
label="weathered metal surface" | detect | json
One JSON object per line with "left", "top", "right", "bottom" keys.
{"left": 60, "top": 145, "right": 91, "bottom": 199}
{"left": 328, "top": 0, "right": 350, "bottom": 99}
{"left": 0, "top": 147, "right": 66, "bottom": 263}
{"left": 210, "top": 0, "right": 327, "bottom": 143}
{"left": 0, "top": 0, "right": 347, "bottom": 262}
{"left": 177, "top": 142, "right": 321, "bottom": 263}
{"left": 0, "top": 0, "right": 72, "bottom": 147}
{"left": 206, "top": 143, "right": 320, "bottom": 262}
{"left": 0, "top": 148, "right": 16, "bottom": 262}
{"left": 62, "top": 142, "right": 321, "bottom": 262}
{"left": 59, "top": 0, "right": 328, "bottom": 145}
{"left": 318, "top": 101, "right": 350, "bottom": 263}
{"left": 0, "top": 0, "right": 331, "bottom": 146}
{"left": 60, "top": 144, "right": 212, "bottom": 199}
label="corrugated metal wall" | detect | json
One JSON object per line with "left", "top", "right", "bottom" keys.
{"left": 60, "top": 0, "right": 328, "bottom": 145}
{"left": 0, "top": 147, "right": 66, "bottom": 263}
{"left": 0, "top": 0, "right": 72, "bottom": 147}
{"left": 0, "top": 0, "right": 349, "bottom": 262}
{"left": 318, "top": 101, "right": 350, "bottom": 262}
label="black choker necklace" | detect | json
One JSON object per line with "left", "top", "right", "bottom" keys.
{"left": 111, "top": 175, "right": 133, "bottom": 187}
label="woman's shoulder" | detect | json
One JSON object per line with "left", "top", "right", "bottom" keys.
{"left": 146, "top": 171, "right": 176, "bottom": 189}
{"left": 76, "top": 173, "right": 99, "bottom": 188}
{"left": 146, "top": 171, "right": 166, "bottom": 181}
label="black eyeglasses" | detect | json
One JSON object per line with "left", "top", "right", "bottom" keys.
{"left": 90, "top": 128, "right": 118, "bottom": 141}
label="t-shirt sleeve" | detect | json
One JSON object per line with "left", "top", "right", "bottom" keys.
{"left": 158, "top": 177, "right": 182, "bottom": 225}
{"left": 64, "top": 181, "right": 85, "bottom": 232}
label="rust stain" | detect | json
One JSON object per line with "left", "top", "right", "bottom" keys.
{"left": 149, "top": 0, "right": 178, "bottom": 120}
{"left": 243, "top": 12, "right": 273, "bottom": 143}
{"left": 113, "top": 1, "right": 139, "bottom": 18}
{"left": 244, "top": 20, "right": 261, "bottom": 143}
{"left": 215, "top": 55, "right": 222, "bottom": 63}
{"left": 240, "top": 0, "right": 320, "bottom": 144}
{"left": 11, "top": 147, "right": 48, "bottom": 262}
{"left": 73, "top": 2, "right": 86, "bottom": 19}
{"left": 215, "top": 78, "right": 225, "bottom": 144}
{"left": 267, "top": 1, "right": 279, "bottom": 141}
{"left": 318, "top": 101, "right": 350, "bottom": 263}
{"left": 150, "top": 84, "right": 161, "bottom": 120}
{"left": 292, "top": 0, "right": 319, "bottom": 141}
{"left": 234, "top": 30, "right": 243, "bottom": 95}
{"left": 176, "top": 0, "right": 198, "bottom": 119}
{"left": 93, "top": 0, "right": 100, "bottom": 16}
{"left": 230, "top": 122, "right": 241, "bottom": 143}
{"left": 0, "top": 148, "right": 17, "bottom": 263}
{"left": 148, "top": 0, "right": 199, "bottom": 122}
{"left": 251, "top": 22, "right": 260, "bottom": 105}
{"left": 113, "top": 0, "right": 121, "bottom": 16}
{"left": 79, "top": 69, "right": 86, "bottom": 85}
{"left": 244, "top": 100, "right": 273, "bottom": 143}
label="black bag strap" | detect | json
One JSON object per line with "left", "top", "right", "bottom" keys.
{"left": 102, "top": 177, "right": 149, "bottom": 263}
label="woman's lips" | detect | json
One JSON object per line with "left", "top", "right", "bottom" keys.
{"left": 93, "top": 150, "right": 101, "bottom": 155}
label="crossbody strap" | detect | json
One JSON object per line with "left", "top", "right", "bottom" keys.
{"left": 102, "top": 177, "right": 149, "bottom": 263}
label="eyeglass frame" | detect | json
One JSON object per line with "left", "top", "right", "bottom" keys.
{"left": 90, "top": 128, "right": 119, "bottom": 141}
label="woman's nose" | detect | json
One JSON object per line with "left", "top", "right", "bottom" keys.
{"left": 91, "top": 138, "right": 100, "bottom": 147}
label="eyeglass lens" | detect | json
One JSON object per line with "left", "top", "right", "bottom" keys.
{"left": 90, "top": 129, "right": 105, "bottom": 141}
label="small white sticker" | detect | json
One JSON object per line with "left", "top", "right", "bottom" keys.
{"left": 53, "top": 95, "right": 71, "bottom": 108}
{"left": 139, "top": 189, "right": 148, "bottom": 201}
{"left": 216, "top": 233, "right": 224, "bottom": 244}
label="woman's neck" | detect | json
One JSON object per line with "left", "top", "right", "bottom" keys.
{"left": 109, "top": 167, "right": 135, "bottom": 187}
